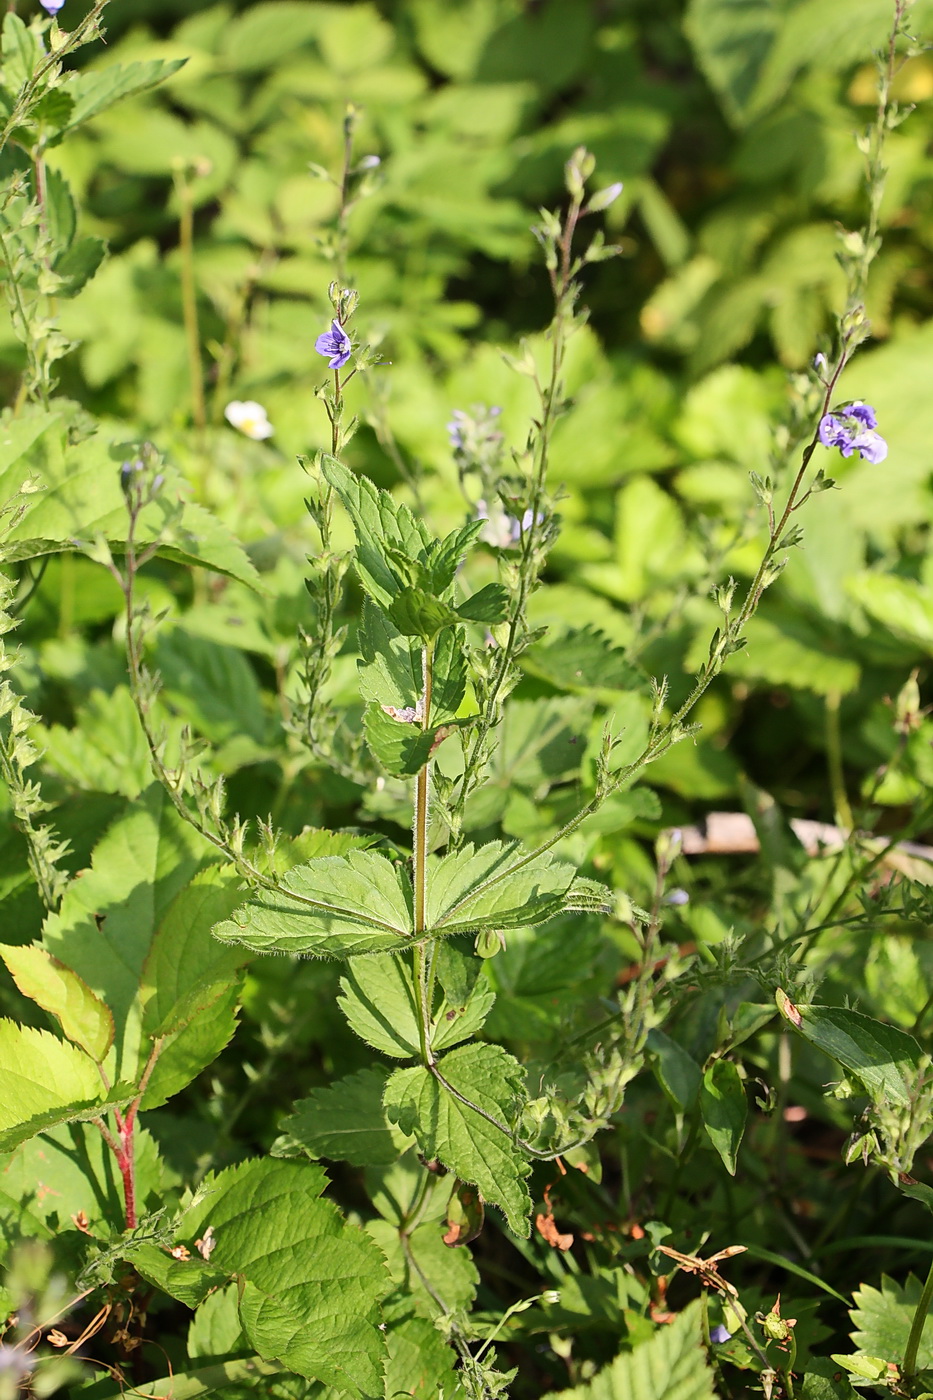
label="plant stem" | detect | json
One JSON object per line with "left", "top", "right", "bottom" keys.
{"left": 413, "top": 639, "right": 435, "bottom": 1066}
{"left": 174, "top": 168, "right": 207, "bottom": 440}
{"left": 903, "top": 1253, "right": 933, "bottom": 1378}
{"left": 825, "top": 689, "right": 854, "bottom": 831}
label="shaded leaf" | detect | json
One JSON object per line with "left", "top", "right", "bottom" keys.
{"left": 776, "top": 989, "right": 922, "bottom": 1106}
{"left": 338, "top": 952, "right": 421, "bottom": 1060}
{"left": 281, "top": 1067, "right": 413, "bottom": 1166}
{"left": 179, "top": 1158, "right": 389, "bottom": 1397}
{"left": 384, "top": 1042, "right": 531, "bottom": 1235}
{"left": 552, "top": 1299, "right": 716, "bottom": 1398}
{"left": 699, "top": 1059, "right": 747, "bottom": 1175}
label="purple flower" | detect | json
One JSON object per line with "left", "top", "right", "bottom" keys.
{"left": 819, "top": 403, "right": 887, "bottom": 464}
{"left": 709, "top": 1324, "right": 732, "bottom": 1345}
{"left": 314, "top": 319, "right": 351, "bottom": 369}
{"left": 40, "top": 0, "right": 65, "bottom": 11}
{"left": 665, "top": 888, "right": 690, "bottom": 907}
{"left": 848, "top": 401, "right": 877, "bottom": 429}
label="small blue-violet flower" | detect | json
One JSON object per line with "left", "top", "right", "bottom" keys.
{"left": 315, "top": 319, "right": 352, "bottom": 369}
{"left": 40, "top": 0, "right": 65, "bottom": 12}
{"left": 819, "top": 402, "right": 887, "bottom": 464}
{"left": 709, "top": 1324, "right": 732, "bottom": 1345}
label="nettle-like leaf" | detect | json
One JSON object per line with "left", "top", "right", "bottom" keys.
{"left": 426, "top": 840, "right": 589, "bottom": 935}
{"left": 776, "top": 989, "right": 922, "bottom": 1106}
{"left": 383, "top": 1042, "right": 531, "bottom": 1235}
{"left": 388, "top": 585, "right": 459, "bottom": 641}
{"left": 280, "top": 1067, "right": 413, "bottom": 1167}
{"left": 455, "top": 580, "right": 509, "bottom": 625}
{"left": 339, "top": 953, "right": 421, "bottom": 1058}
{"left": 323, "top": 457, "right": 430, "bottom": 608}
{"left": 338, "top": 950, "right": 495, "bottom": 1059}
{"left": 848, "top": 1273, "right": 933, "bottom": 1370}
{"left": 367, "top": 1215, "right": 479, "bottom": 1320}
{"left": 214, "top": 849, "right": 414, "bottom": 957}
{"left": 0, "top": 1021, "right": 131, "bottom": 1153}
{"left": 523, "top": 625, "right": 641, "bottom": 693}
{"left": 384, "top": 1307, "right": 459, "bottom": 1400}
{"left": 1, "top": 413, "right": 262, "bottom": 590}
{"left": 358, "top": 606, "right": 466, "bottom": 725}
{"left": 553, "top": 1299, "right": 716, "bottom": 1399}
{"left": 363, "top": 702, "right": 448, "bottom": 778}
{"left": 0, "top": 944, "right": 113, "bottom": 1061}
{"left": 136, "top": 1158, "right": 389, "bottom": 1398}
{"left": 218, "top": 837, "right": 604, "bottom": 960}
{"left": 39, "top": 790, "right": 248, "bottom": 1105}
{"left": 59, "top": 59, "right": 188, "bottom": 137}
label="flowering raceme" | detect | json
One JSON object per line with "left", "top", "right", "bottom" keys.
{"left": 315, "top": 320, "right": 352, "bottom": 369}
{"left": 818, "top": 401, "right": 887, "bottom": 463}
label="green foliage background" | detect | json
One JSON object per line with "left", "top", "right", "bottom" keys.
{"left": 4, "top": 0, "right": 933, "bottom": 1396}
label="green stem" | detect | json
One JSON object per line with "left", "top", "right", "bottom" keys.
{"left": 825, "top": 689, "right": 854, "bottom": 832}
{"left": 903, "top": 1253, "right": 933, "bottom": 1378}
{"left": 174, "top": 170, "right": 207, "bottom": 439}
{"left": 412, "top": 639, "right": 435, "bottom": 1066}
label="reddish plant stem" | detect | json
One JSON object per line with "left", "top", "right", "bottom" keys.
{"left": 100, "top": 1037, "right": 164, "bottom": 1230}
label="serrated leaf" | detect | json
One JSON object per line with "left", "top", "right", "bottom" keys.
{"left": 428, "top": 518, "right": 485, "bottom": 592}
{"left": 281, "top": 1067, "right": 413, "bottom": 1166}
{"left": 53, "top": 235, "right": 107, "bottom": 297}
{"left": 699, "top": 1059, "right": 746, "bottom": 1175}
{"left": 213, "top": 850, "right": 413, "bottom": 957}
{"left": 40, "top": 789, "right": 236, "bottom": 1099}
{"left": 776, "top": 990, "right": 922, "bottom": 1106}
{"left": 552, "top": 1299, "right": 716, "bottom": 1398}
{"left": 366, "top": 1215, "right": 479, "bottom": 1320}
{"left": 523, "top": 626, "right": 640, "bottom": 693}
{"left": 139, "top": 870, "right": 247, "bottom": 1040}
{"left": 0, "top": 944, "right": 113, "bottom": 1061}
{"left": 455, "top": 582, "right": 509, "bottom": 625}
{"left": 358, "top": 599, "right": 421, "bottom": 711}
{"left": 388, "top": 586, "right": 459, "bottom": 640}
{"left": 432, "top": 972, "right": 496, "bottom": 1053}
{"left": 384, "top": 1042, "right": 531, "bottom": 1235}
{"left": 179, "top": 1158, "right": 389, "bottom": 1397}
{"left": 3, "top": 428, "right": 262, "bottom": 591}
{"left": 432, "top": 624, "right": 468, "bottom": 721}
{"left": 849, "top": 1274, "right": 933, "bottom": 1369}
{"left": 131, "top": 1243, "right": 227, "bottom": 1309}
{"left": 60, "top": 59, "right": 188, "bottom": 135}
{"left": 426, "top": 840, "right": 577, "bottom": 935}
{"left": 1, "top": 12, "right": 40, "bottom": 93}
{"left": 0, "top": 1021, "right": 130, "bottom": 1153}
{"left": 338, "top": 953, "right": 421, "bottom": 1059}
{"left": 323, "top": 457, "right": 430, "bottom": 608}
{"left": 363, "top": 702, "right": 442, "bottom": 777}
{"left": 384, "top": 1308, "right": 459, "bottom": 1398}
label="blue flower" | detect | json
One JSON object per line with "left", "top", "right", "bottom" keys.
{"left": 314, "top": 319, "right": 351, "bottom": 369}
{"left": 39, "top": 0, "right": 65, "bottom": 13}
{"left": 819, "top": 402, "right": 887, "bottom": 464}
{"left": 709, "top": 1324, "right": 732, "bottom": 1345}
